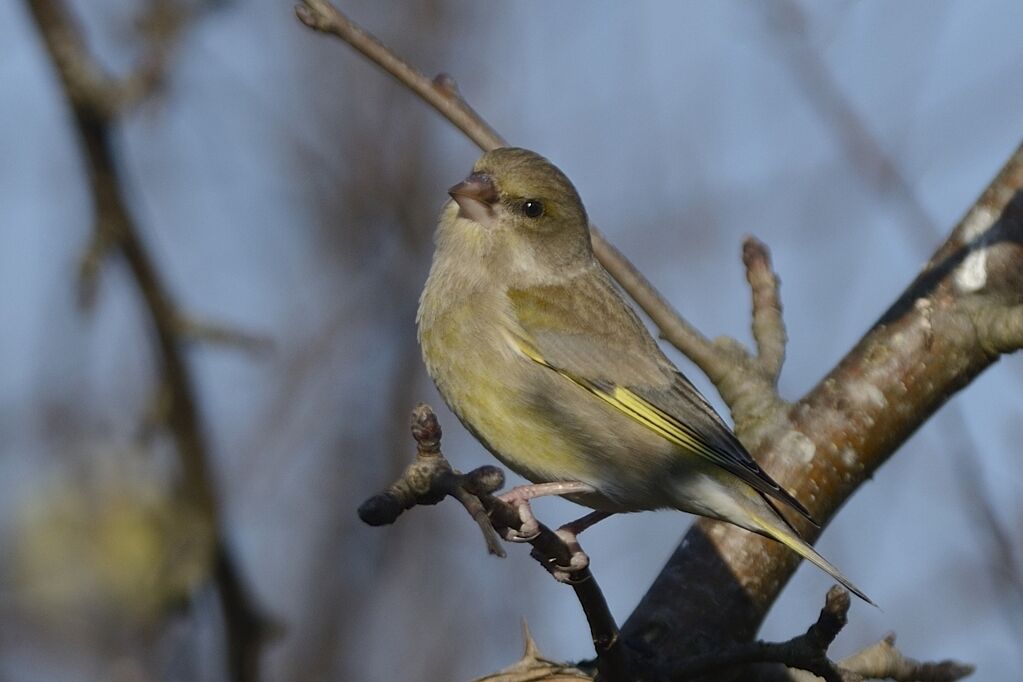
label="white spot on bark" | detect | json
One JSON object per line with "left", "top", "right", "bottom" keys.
{"left": 957, "top": 248, "right": 989, "bottom": 292}
{"left": 955, "top": 205, "right": 996, "bottom": 293}
{"left": 778, "top": 431, "right": 816, "bottom": 464}
{"left": 961, "top": 205, "right": 995, "bottom": 241}
{"left": 847, "top": 381, "right": 887, "bottom": 409}
{"left": 840, "top": 447, "right": 858, "bottom": 468}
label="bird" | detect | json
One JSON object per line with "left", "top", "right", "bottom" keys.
{"left": 417, "top": 146, "right": 870, "bottom": 603}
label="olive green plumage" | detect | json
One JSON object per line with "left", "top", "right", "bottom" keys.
{"left": 417, "top": 147, "right": 870, "bottom": 603}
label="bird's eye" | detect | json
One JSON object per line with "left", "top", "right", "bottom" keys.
{"left": 521, "top": 200, "right": 544, "bottom": 219}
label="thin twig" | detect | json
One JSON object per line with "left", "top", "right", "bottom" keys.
{"left": 295, "top": 0, "right": 505, "bottom": 151}
{"left": 658, "top": 587, "right": 849, "bottom": 682}
{"left": 743, "top": 236, "right": 787, "bottom": 381}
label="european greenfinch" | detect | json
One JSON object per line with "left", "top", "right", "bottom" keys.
{"left": 417, "top": 147, "right": 869, "bottom": 602}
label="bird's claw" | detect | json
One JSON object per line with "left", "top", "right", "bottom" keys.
{"left": 495, "top": 492, "right": 541, "bottom": 542}
{"left": 528, "top": 526, "right": 591, "bottom": 583}
{"left": 532, "top": 545, "right": 590, "bottom": 584}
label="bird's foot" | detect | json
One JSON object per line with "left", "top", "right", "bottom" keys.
{"left": 531, "top": 510, "right": 615, "bottom": 583}
{"left": 495, "top": 494, "right": 541, "bottom": 542}
{"left": 494, "top": 481, "right": 596, "bottom": 543}
{"left": 534, "top": 525, "right": 592, "bottom": 583}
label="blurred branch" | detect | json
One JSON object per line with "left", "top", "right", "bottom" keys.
{"left": 358, "top": 405, "right": 629, "bottom": 682}
{"left": 25, "top": 0, "right": 184, "bottom": 120}
{"left": 763, "top": 0, "right": 942, "bottom": 253}
{"left": 947, "top": 407, "right": 1023, "bottom": 643}
{"left": 25, "top": 1, "right": 267, "bottom": 680}
{"left": 25, "top": 0, "right": 190, "bottom": 308}
{"left": 172, "top": 313, "right": 275, "bottom": 354}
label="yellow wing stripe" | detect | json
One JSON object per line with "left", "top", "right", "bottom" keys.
{"left": 604, "top": 386, "right": 714, "bottom": 458}
{"left": 508, "top": 332, "right": 721, "bottom": 461}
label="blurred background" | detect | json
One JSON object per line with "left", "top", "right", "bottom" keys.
{"left": 2, "top": 0, "right": 1022, "bottom": 680}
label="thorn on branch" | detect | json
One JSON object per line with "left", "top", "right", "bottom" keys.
{"left": 470, "top": 619, "right": 591, "bottom": 682}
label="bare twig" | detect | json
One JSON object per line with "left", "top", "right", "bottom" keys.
{"left": 25, "top": 1, "right": 267, "bottom": 679}
{"left": 358, "top": 405, "right": 629, "bottom": 682}
{"left": 743, "top": 237, "right": 787, "bottom": 381}
{"left": 657, "top": 586, "right": 850, "bottom": 682}
{"left": 357, "top": 405, "right": 506, "bottom": 556}
{"left": 295, "top": 0, "right": 505, "bottom": 151}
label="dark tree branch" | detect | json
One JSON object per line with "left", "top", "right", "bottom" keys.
{"left": 25, "top": 1, "right": 268, "bottom": 679}
{"left": 362, "top": 410, "right": 966, "bottom": 682}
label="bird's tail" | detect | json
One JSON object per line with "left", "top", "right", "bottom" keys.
{"left": 747, "top": 507, "right": 875, "bottom": 606}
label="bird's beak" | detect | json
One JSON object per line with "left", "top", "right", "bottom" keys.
{"left": 448, "top": 172, "right": 498, "bottom": 227}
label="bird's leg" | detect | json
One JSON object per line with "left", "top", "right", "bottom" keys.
{"left": 539, "top": 511, "right": 615, "bottom": 583}
{"left": 494, "top": 481, "right": 595, "bottom": 543}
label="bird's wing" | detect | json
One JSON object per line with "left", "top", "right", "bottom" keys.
{"left": 506, "top": 273, "right": 815, "bottom": 524}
